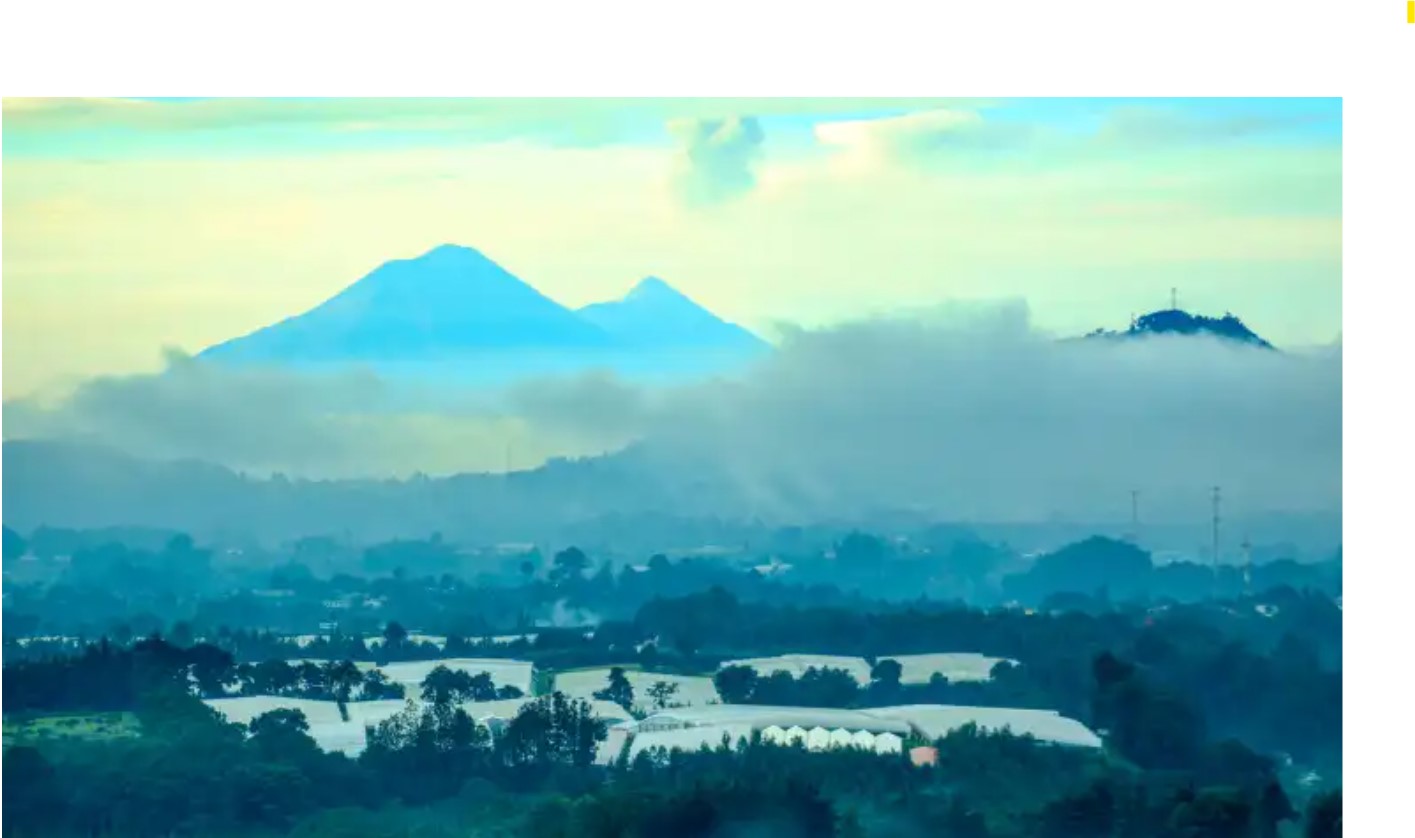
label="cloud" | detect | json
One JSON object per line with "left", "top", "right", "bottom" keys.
{"left": 1, "top": 98, "right": 971, "bottom": 152}
{"left": 813, "top": 108, "right": 1036, "bottom": 171}
{"left": 1093, "top": 105, "right": 1329, "bottom": 151}
{"left": 5, "top": 305, "right": 1341, "bottom": 529}
{"left": 668, "top": 116, "right": 766, "bottom": 205}
{"left": 637, "top": 306, "right": 1340, "bottom": 524}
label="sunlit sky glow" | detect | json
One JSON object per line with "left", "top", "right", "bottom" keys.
{"left": 2, "top": 97, "right": 1341, "bottom": 398}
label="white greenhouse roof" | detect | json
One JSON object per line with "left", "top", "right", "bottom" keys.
{"left": 626, "top": 723, "right": 756, "bottom": 760}
{"left": 553, "top": 668, "right": 720, "bottom": 710}
{"left": 864, "top": 704, "right": 1103, "bottom": 748}
{"left": 886, "top": 653, "right": 1014, "bottom": 684}
{"left": 632, "top": 704, "right": 913, "bottom": 736}
{"left": 720, "top": 652, "right": 1013, "bottom": 686}
{"left": 371, "top": 658, "right": 534, "bottom": 698}
{"left": 205, "top": 691, "right": 628, "bottom": 757}
{"left": 625, "top": 702, "right": 1101, "bottom": 751}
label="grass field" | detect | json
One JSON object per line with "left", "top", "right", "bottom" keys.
{"left": 2, "top": 711, "right": 141, "bottom": 746}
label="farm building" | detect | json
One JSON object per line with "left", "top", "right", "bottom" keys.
{"left": 596, "top": 702, "right": 1097, "bottom": 765}
{"left": 596, "top": 704, "right": 916, "bottom": 764}
{"left": 721, "top": 654, "right": 874, "bottom": 685}
{"left": 864, "top": 705, "right": 1104, "bottom": 749}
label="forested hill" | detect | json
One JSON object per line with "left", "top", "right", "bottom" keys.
{"left": 1086, "top": 308, "right": 1275, "bottom": 349}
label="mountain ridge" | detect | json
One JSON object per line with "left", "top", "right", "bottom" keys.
{"left": 578, "top": 276, "right": 769, "bottom": 352}
{"left": 200, "top": 245, "right": 767, "bottom": 369}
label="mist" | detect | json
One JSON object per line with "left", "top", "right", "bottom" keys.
{"left": 3, "top": 301, "right": 1340, "bottom": 527}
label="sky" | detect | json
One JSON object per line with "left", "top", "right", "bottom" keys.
{"left": 2, "top": 97, "right": 1341, "bottom": 399}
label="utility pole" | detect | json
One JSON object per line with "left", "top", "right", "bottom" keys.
{"left": 1241, "top": 534, "right": 1253, "bottom": 596}
{"left": 1129, "top": 489, "right": 1140, "bottom": 543}
{"left": 1171, "top": 287, "right": 1179, "bottom": 311}
{"left": 1210, "top": 486, "right": 1222, "bottom": 567}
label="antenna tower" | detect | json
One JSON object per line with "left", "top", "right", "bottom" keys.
{"left": 1171, "top": 287, "right": 1179, "bottom": 311}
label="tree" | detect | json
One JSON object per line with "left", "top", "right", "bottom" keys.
{"left": 358, "top": 668, "right": 406, "bottom": 701}
{"left": 551, "top": 546, "right": 591, "bottom": 584}
{"left": 186, "top": 643, "right": 237, "bottom": 697}
{"left": 1305, "top": 790, "right": 1341, "bottom": 838}
{"left": 1166, "top": 787, "right": 1253, "bottom": 838}
{"left": 1091, "top": 652, "right": 1205, "bottom": 771}
{"left": 594, "top": 666, "right": 635, "bottom": 712}
{"left": 1254, "top": 781, "right": 1296, "bottom": 838}
{"left": 646, "top": 680, "right": 680, "bottom": 710}
{"left": 498, "top": 692, "right": 607, "bottom": 768}
{"left": 2, "top": 746, "right": 60, "bottom": 834}
{"left": 362, "top": 698, "right": 493, "bottom": 803}
{"left": 325, "top": 660, "right": 363, "bottom": 704}
{"left": 247, "top": 708, "right": 321, "bottom": 763}
{"left": 382, "top": 621, "right": 409, "bottom": 648}
{"left": 421, "top": 665, "right": 476, "bottom": 705}
{"left": 836, "top": 532, "right": 890, "bottom": 565}
{"left": 715, "top": 665, "right": 760, "bottom": 704}
{"left": 869, "top": 658, "right": 903, "bottom": 702}
{"left": 467, "top": 671, "right": 499, "bottom": 701}
{"left": 1038, "top": 780, "right": 1115, "bottom": 838}
{"left": 247, "top": 659, "right": 298, "bottom": 696}
{"left": 169, "top": 621, "right": 196, "bottom": 648}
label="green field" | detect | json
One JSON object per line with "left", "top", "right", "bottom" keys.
{"left": 2, "top": 711, "right": 141, "bottom": 746}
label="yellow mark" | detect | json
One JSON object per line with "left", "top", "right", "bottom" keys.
{"left": 1409, "top": 0, "right": 1414, "bottom": 23}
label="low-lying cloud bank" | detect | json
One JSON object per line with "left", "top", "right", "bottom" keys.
{"left": 3, "top": 302, "right": 1340, "bottom": 525}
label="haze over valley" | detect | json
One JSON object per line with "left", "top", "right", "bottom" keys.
{"left": 3, "top": 243, "right": 1340, "bottom": 558}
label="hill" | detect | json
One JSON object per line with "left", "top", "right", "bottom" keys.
{"left": 1086, "top": 309, "right": 1275, "bottom": 349}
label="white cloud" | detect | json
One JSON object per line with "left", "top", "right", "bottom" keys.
{"left": 668, "top": 116, "right": 766, "bottom": 205}
{"left": 812, "top": 108, "right": 1033, "bottom": 173}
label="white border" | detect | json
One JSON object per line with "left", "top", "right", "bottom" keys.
{"left": 3, "top": 1, "right": 1412, "bottom": 829}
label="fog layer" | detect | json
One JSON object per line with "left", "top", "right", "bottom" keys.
{"left": 4, "top": 302, "right": 1340, "bottom": 525}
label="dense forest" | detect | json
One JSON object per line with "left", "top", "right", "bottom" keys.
{"left": 2, "top": 525, "right": 1340, "bottom": 642}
